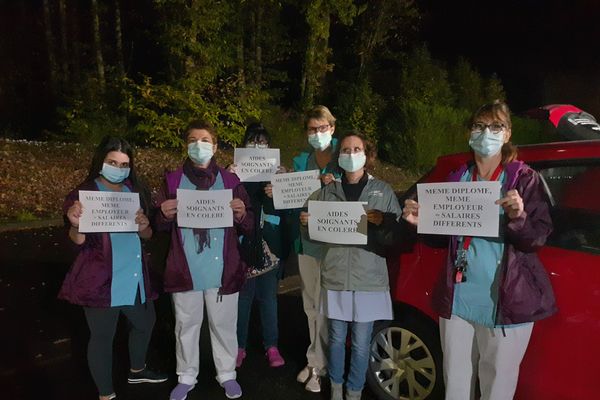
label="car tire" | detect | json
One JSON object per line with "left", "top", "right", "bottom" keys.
{"left": 367, "top": 308, "right": 444, "bottom": 400}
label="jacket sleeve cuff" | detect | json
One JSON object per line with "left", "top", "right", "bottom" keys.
{"left": 507, "top": 210, "right": 528, "bottom": 232}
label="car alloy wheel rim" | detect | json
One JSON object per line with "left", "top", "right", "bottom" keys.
{"left": 369, "top": 327, "right": 436, "bottom": 400}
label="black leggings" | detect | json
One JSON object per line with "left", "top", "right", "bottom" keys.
{"left": 83, "top": 298, "right": 156, "bottom": 396}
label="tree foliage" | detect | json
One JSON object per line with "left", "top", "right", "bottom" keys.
{"left": 2, "top": 0, "right": 549, "bottom": 173}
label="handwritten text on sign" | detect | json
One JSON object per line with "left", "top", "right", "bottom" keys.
{"left": 177, "top": 189, "right": 233, "bottom": 229}
{"left": 78, "top": 190, "right": 140, "bottom": 233}
{"left": 234, "top": 148, "right": 280, "bottom": 182}
{"left": 272, "top": 170, "right": 321, "bottom": 209}
{"left": 417, "top": 181, "right": 501, "bottom": 237}
{"left": 308, "top": 201, "right": 368, "bottom": 244}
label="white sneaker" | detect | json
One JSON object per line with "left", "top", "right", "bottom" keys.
{"left": 296, "top": 365, "right": 311, "bottom": 383}
{"left": 304, "top": 367, "right": 321, "bottom": 393}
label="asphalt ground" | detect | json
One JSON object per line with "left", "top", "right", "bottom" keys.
{"left": 0, "top": 226, "right": 379, "bottom": 400}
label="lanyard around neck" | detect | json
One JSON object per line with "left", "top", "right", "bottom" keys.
{"left": 461, "top": 163, "right": 503, "bottom": 250}
{"left": 455, "top": 163, "right": 504, "bottom": 283}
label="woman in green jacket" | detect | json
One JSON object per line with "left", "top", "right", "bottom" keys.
{"left": 300, "top": 131, "right": 402, "bottom": 400}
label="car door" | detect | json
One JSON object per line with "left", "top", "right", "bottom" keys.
{"left": 516, "top": 161, "right": 600, "bottom": 400}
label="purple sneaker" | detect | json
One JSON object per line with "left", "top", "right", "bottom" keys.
{"left": 222, "top": 379, "right": 242, "bottom": 399}
{"left": 169, "top": 383, "right": 195, "bottom": 400}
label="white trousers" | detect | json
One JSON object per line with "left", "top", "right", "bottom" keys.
{"left": 439, "top": 314, "right": 534, "bottom": 400}
{"left": 298, "top": 254, "right": 328, "bottom": 371}
{"left": 172, "top": 288, "right": 238, "bottom": 385}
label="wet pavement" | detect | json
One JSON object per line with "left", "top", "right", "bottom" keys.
{"left": 0, "top": 227, "right": 378, "bottom": 400}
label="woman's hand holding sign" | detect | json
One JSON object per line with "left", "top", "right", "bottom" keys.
{"left": 366, "top": 209, "right": 384, "bottom": 226}
{"left": 67, "top": 200, "right": 83, "bottom": 228}
{"left": 161, "top": 199, "right": 178, "bottom": 220}
{"left": 230, "top": 198, "right": 247, "bottom": 222}
{"left": 496, "top": 189, "right": 524, "bottom": 219}
{"left": 136, "top": 209, "right": 152, "bottom": 239}
{"left": 402, "top": 199, "right": 419, "bottom": 226}
{"left": 300, "top": 211, "right": 309, "bottom": 226}
{"left": 320, "top": 173, "right": 335, "bottom": 185}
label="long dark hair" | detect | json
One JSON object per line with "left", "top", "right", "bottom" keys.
{"left": 84, "top": 136, "right": 151, "bottom": 212}
{"left": 243, "top": 122, "right": 271, "bottom": 146}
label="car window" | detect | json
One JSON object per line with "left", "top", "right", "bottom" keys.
{"left": 537, "top": 163, "right": 600, "bottom": 254}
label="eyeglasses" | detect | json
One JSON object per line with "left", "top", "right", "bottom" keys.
{"left": 471, "top": 122, "right": 506, "bottom": 135}
{"left": 306, "top": 124, "right": 331, "bottom": 134}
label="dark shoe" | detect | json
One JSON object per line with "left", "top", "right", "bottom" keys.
{"left": 127, "top": 368, "right": 168, "bottom": 384}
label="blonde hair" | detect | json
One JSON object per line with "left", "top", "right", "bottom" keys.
{"left": 471, "top": 100, "right": 517, "bottom": 163}
{"left": 304, "top": 105, "right": 336, "bottom": 129}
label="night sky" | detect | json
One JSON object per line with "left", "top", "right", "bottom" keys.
{"left": 420, "top": 0, "right": 600, "bottom": 116}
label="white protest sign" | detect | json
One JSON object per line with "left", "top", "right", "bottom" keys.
{"left": 234, "top": 148, "right": 280, "bottom": 182}
{"left": 78, "top": 190, "right": 140, "bottom": 233}
{"left": 177, "top": 189, "right": 233, "bottom": 229}
{"left": 272, "top": 170, "right": 321, "bottom": 210}
{"left": 417, "top": 181, "right": 502, "bottom": 237}
{"left": 308, "top": 200, "right": 368, "bottom": 245}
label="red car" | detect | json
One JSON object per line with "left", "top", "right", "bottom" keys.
{"left": 367, "top": 139, "right": 600, "bottom": 400}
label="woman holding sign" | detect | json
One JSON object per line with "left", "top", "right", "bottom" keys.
{"left": 62, "top": 136, "right": 167, "bottom": 400}
{"left": 403, "top": 101, "right": 556, "bottom": 400}
{"left": 300, "top": 132, "right": 402, "bottom": 400}
{"left": 292, "top": 105, "right": 342, "bottom": 392}
{"left": 155, "top": 120, "right": 253, "bottom": 400}
{"left": 229, "top": 123, "right": 287, "bottom": 369}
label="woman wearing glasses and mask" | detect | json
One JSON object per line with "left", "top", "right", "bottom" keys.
{"left": 291, "top": 105, "right": 342, "bottom": 392}
{"left": 403, "top": 101, "right": 556, "bottom": 400}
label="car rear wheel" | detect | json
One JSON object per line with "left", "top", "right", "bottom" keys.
{"left": 367, "top": 312, "right": 444, "bottom": 400}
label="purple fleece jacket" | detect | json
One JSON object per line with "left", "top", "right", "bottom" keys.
{"left": 58, "top": 180, "right": 158, "bottom": 308}
{"left": 432, "top": 161, "right": 558, "bottom": 325}
{"left": 154, "top": 166, "right": 254, "bottom": 295}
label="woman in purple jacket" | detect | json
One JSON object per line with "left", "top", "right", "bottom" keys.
{"left": 155, "top": 120, "right": 253, "bottom": 400}
{"left": 403, "top": 101, "right": 557, "bottom": 400}
{"left": 62, "top": 136, "right": 167, "bottom": 400}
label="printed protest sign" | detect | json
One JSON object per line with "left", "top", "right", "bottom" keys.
{"left": 308, "top": 200, "right": 368, "bottom": 244}
{"left": 417, "top": 181, "right": 501, "bottom": 237}
{"left": 177, "top": 189, "right": 233, "bottom": 229}
{"left": 233, "top": 148, "right": 280, "bottom": 182}
{"left": 272, "top": 170, "right": 321, "bottom": 210}
{"left": 78, "top": 190, "right": 140, "bottom": 233}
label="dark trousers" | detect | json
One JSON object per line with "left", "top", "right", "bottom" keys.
{"left": 83, "top": 297, "right": 156, "bottom": 396}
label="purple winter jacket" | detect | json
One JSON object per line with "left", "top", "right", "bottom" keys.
{"left": 58, "top": 180, "right": 158, "bottom": 308}
{"left": 432, "top": 160, "right": 558, "bottom": 325}
{"left": 154, "top": 165, "right": 254, "bottom": 295}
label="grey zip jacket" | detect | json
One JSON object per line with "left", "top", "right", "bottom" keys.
{"left": 304, "top": 174, "right": 403, "bottom": 292}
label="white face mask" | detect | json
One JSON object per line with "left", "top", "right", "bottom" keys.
{"left": 308, "top": 131, "right": 332, "bottom": 150}
{"left": 246, "top": 143, "right": 269, "bottom": 149}
{"left": 338, "top": 152, "right": 366, "bottom": 172}
{"left": 188, "top": 141, "right": 214, "bottom": 164}
{"left": 469, "top": 129, "right": 505, "bottom": 158}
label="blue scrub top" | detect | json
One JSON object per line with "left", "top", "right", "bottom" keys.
{"left": 452, "top": 168, "right": 506, "bottom": 327}
{"left": 96, "top": 180, "right": 145, "bottom": 307}
{"left": 179, "top": 173, "right": 225, "bottom": 291}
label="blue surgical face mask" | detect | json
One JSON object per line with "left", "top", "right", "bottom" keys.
{"left": 469, "top": 129, "right": 504, "bottom": 158}
{"left": 100, "top": 163, "right": 130, "bottom": 184}
{"left": 338, "top": 152, "right": 366, "bottom": 172}
{"left": 188, "top": 141, "right": 214, "bottom": 164}
{"left": 308, "top": 131, "right": 332, "bottom": 151}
